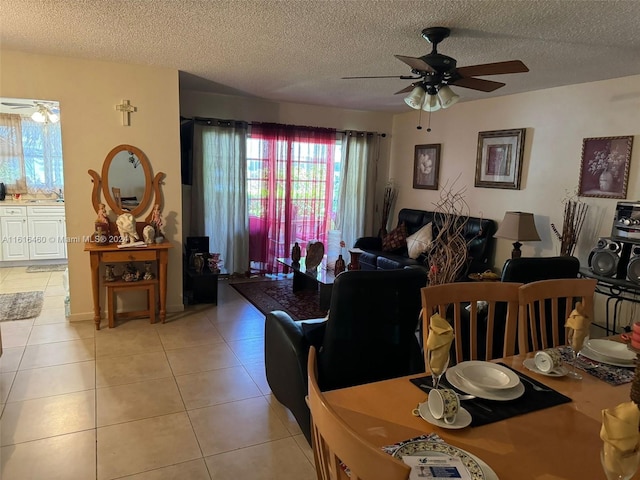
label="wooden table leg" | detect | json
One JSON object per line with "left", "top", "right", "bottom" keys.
{"left": 90, "top": 253, "right": 101, "bottom": 330}
{"left": 158, "top": 250, "right": 168, "bottom": 323}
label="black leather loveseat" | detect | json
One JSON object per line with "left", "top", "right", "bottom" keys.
{"left": 354, "top": 208, "right": 496, "bottom": 274}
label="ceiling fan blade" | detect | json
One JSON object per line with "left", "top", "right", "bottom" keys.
{"left": 1, "top": 102, "right": 32, "bottom": 108}
{"left": 456, "top": 60, "right": 529, "bottom": 77}
{"left": 394, "top": 85, "right": 417, "bottom": 95}
{"left": 451, "top": 77, "right": 506, "bottom": 92}
{"left": 342, "top": 75, "right": 420, "bottom": 80}
{"left": 394, "top": 55, "right": 435, "bottom": 73}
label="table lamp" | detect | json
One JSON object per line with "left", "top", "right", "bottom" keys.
{"left": 494, "top": 211, "right": 541, "bottom": 258}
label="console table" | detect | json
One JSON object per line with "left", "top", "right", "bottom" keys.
{"left": 84, "top": 242, "right": 173, "bottom": 329}
{"left": 579, "top": 267, "right": 640, "bottom": 335}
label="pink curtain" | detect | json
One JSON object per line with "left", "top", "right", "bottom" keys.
{"left": 248, "top": 123, "right": 336, "bottom": 274}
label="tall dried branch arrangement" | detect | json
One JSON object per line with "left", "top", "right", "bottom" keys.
{"left": 426, "top": 179, "right": 470, "bottom": 285}
{"left": 551, "top": 193, "right": 588, "bottom": 256}
{"left": 379, "top": 180, "right": 398, "bottom": 236}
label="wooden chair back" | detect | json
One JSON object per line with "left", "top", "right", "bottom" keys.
{"left": 517, "top": 278, "right": 597, "bottom": 353}
{"left": 307, "top": 346, "right": 410, "bottom": 480}
{"left": 421, "top": 282, "right": 522, "bottom": 364}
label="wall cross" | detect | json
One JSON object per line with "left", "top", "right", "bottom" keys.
{"left": 115, "top": 100, "right": 137, "bottom": 126}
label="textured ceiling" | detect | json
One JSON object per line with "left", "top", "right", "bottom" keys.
{"left": 2, "top": 0, "right": 640, "bottom": 112}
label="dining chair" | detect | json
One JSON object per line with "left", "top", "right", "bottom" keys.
{"left": 307, "top": 346, "right": 411, "bottom": 480}
{"left": 517, "top": 278, "right": 598, "bottom": 353}
{"left": 421, "top": 281, "right": 522, "bottom": 364}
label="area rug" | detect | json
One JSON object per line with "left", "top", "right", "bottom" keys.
{"left": 0, "top": 291, "right": 44, "bottom": 321}
{"left": 231, "top": 278, "right": 328, "bottom": 320}
{"left": 26, "top": 264, "right": 67, "bottom": 273}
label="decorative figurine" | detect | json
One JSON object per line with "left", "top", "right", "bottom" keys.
{"left": 143, "top": 225, "right": 155, "bottom": 244}
{"left": 94, "top": 225, "right": 109, "bottom": 246}
{"left": 150, "top": 204, "right": 164, "bottom": 237}
{"left": 122, "top": 262, "right": 141, "bottom": 282}
{"left": 334, "top": 254, "right": 346, "bottom": 274}
{"left": 143, "top": 262, "right": 155, "bottom": 280}
{"left": 116, "top": 213, "right": 139, "bottom": 245}
{"left": 104, "top": 264, "right": 116, "bottom": 282}
{"left": 291, "top": 242, "right": 301, "bottom": 263}
{"left": 95, "top": 203, "right": 110, "bottom": 242}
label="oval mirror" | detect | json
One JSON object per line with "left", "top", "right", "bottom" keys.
{"left": 101, "top": 145, "right": 152, "bottom": 217}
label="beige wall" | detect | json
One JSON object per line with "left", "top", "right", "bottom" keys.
{"left": 0, "top": 50, "right": 183, "bottom": 320}
{"left": 390, "top": 75, "right": 640, "bottom": 271}
{"left": 180, "top": 91, "right": 395, "bottom": 237}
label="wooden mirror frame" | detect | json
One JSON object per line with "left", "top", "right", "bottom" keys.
{"left": 100, "top": 145, "right": 152, "bottom": 217}
{"left": 89, "top": 145, "right": 165, "bottom": 221}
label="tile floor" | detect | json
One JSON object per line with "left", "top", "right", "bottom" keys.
{"left": 0, "top": 267, "right": 315, "bottom": 479}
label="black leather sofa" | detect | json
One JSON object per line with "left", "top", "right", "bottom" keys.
{"left": 354, "top": 208, "right": 496, "bottom": 275}
{"left": 264, "top": 268, "right": 428, "bottom": 444}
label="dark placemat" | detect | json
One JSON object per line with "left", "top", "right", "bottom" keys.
{"left": 410, "top": 364, "right": 571, "bottom": 427}
{"left": 557, "top": 345, "right": 635, "bottom": 386}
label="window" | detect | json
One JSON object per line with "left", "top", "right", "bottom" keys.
{"left": 0, "top": 112, "right": 64, "bottom": 193}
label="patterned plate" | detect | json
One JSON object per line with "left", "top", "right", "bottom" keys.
{"left": 393, "top": 440, "right": 486, "bottom": 479}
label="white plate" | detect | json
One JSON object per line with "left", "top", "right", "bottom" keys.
{"left": 523, "top": 358, "right": 568, "bottom": 377}
{"left": 585, "top": 339, "right": 636, "bottom": 363}
{"left": 579, "top": 345, "right": 635, "bottom": 368}
{"left": 416, "top": 402, "right": 472, "bottom": 429}
{"left": 455, "top": 361, "right": 520, "bottom": 390}
{"left": 393, "top": 440, "right": 498, "bottom": 480}
{"left": 446, "top": 366, "right": 525, "bottom": 401}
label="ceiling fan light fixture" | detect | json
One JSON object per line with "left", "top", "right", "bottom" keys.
{"left": 437, "top": 85, "right": 460, "bottom": 109}
{"left": 422, "top": 94, "right": 441, "bottom": 112}
{"left": 404, "top": 85, "right": 425, "bottom": 110}
{"left": 31, "top": 104, "right": 59, "bottom": 124}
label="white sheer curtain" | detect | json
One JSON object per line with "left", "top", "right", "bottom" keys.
{"left": 336, "top": 131, "right": 380, "bottom": 250}
{"left": 192, "top": 121, "right": 249, "bottom": 275}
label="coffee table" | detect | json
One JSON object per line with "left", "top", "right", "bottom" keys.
{"left": 277, "top": 257, "right": 336, "bottom": 310}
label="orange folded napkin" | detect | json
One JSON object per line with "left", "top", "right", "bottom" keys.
{"left": 565, "top": 302, "right": 591, "bottom": 352}
{"left": 600, "top": 402, "right": 640, "bottom": 476}
{"left": 426, "top": 314, "right": 453, "bottom": 375}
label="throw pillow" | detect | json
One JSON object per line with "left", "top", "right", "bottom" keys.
{"left": 382, "top": 222, "right": 407, "bottom": 252}
{"left": 406, "top": 222, "right": 433, "bottom": 259}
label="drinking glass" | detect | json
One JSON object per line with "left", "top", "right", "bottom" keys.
{"left": 566, "top": 331, "right": 583, "bottom": 380}
{"left": 427, "top": 350, "right": 449, "bottom": 390}
{"left": 601, "top": 446, "right": 640, "bottom": 480}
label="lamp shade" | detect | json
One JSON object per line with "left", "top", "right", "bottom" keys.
{"left": 437, "top": 85, "right": 460, "bottom": 109}
{"left": 495, "top": 211, "right": 540, "bottom": 259}
{"left": 494, "top": 212, "right": 541, "bottom": 241}
{"left": 404, "top": 86, "right": 426, "bottom": 110}
{"left": 422, "top": 94, "right": 441, "bottom": 112}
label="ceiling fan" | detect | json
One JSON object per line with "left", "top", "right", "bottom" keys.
{"left": 343, "top": 27, "right": 529, "bottom": 111}
{"left": 0, "top": 100, "right": 60, "bottom": 123}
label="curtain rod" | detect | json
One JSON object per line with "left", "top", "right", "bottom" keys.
{"left": 182, "top": 116, "right": 386, "bottom": 137}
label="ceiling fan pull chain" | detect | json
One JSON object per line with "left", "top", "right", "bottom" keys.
{"left": 427, "top": 109, "right": 432, "bottom": 132}
{"left": 416, "top": 108, "right": 423, "bottom": 130}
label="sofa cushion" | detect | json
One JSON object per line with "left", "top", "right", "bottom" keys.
{"left": 382, "top": 222, "right": 407, "bottom": 252}
{"left": 406, "top": 222, "right": 433, "bottom": 259}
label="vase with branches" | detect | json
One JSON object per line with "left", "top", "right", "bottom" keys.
{"left": 379, "top": 180, "right": 398, "bottom": 238}
{"left": 425, "top": 178, "right": 472, "bottom": 285}
{"left": 551, "top": 191, "right": 588, "bottom": 256}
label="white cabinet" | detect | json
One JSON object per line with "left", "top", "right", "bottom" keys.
{"left": 0, "top": 206, "right": 29, "bottom": 261}
{"left": 0, "top": 204, "right": 67, "bottom": 262}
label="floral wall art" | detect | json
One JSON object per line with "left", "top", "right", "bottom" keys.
{"left": 413, "top": 144, "right": 440, "bottom": 190}
{"left": 578, "top": 136, "right": 634, "bottom": 199}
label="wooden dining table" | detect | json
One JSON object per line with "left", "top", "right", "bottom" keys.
{"left": 323, "top": 352, "right": 639, "bottom": 480}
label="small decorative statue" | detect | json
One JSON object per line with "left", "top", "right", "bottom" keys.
{"left": 95, "top": 203, "right": 110, "bottom": 242}
{"left": 104, "top": 264, "right": 116, "bottom": 282}
{"left": 291, "top": 242, "right": 301, "bottom": 263}
{"left": 96, "top": 203, "right": 109, "bottom": 224}
{"left": 116, "top": 213, "right": 139, "bottom": 245}
{"left": 142, "top": 225, "right": 155, "bottom": 244}
{"left": 143, "top": 262, "right": 155, "bottom": 280}
{"left": 150, "top": 204, "right": 164, "bottom": 237}
{"left": 122, "top": 262, "right": 141, "bottom": 282}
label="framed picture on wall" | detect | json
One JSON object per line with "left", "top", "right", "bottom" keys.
{"left": 474, "top": 128, "right": 526, "bottom": 189}
{"left": 578, "top": 136, "right": 634, "bottom": 199}
{"left": 413, "top": 144, "right": 441, "bottom": 190}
